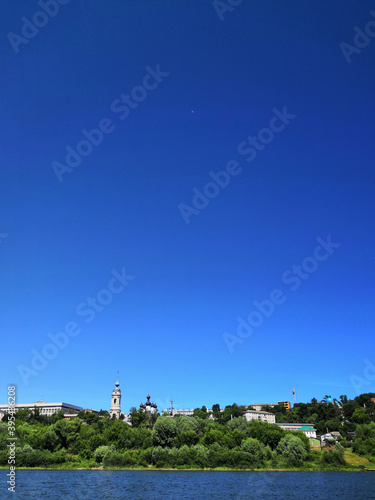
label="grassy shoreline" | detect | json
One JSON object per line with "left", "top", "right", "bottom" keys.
{"left": 1, "top": 450, "right": 373, "bottom": 472}
{"left": 0, "top": 465, "right": 368, "bottom": 472}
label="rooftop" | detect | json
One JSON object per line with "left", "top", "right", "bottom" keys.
{"left": 244, "top": 409, "right": 275, "bottom": 415}
{"left": 275, "top": 423, "right": 315, "bottom": 427}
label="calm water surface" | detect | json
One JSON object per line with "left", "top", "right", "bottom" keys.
{"left": 1, "top": 470, "right": 375, "bottom": 499}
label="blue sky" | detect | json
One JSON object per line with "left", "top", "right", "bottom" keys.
{"left": 1, "top": 0, "right": 374, "bottom": 413}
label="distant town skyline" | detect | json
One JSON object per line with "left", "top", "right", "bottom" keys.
{"left": 2, "top": 373, "right": 368, "bottom": 416}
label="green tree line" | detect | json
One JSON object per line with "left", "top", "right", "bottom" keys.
{"left": 0, "top": 394, "right": 374, "bottom": 469}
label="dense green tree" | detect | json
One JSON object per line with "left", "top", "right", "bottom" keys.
{"left": 351, "top": 408, "right": 371, "bottom": 425}
{"left": 151, "top": 446, "right": 169, "bottom": 467}
{"left": 226, "top": 416, "right": 250, "bottom": 435}
{"left": 192, "top": 444, "right": 209, "bottom": 467}
{"left": 15, "top": 408, "right": 31, "bottom": 422}
{"left": 309, "top": 413, "right": 318, "bottom": 424}
{"left": 22, "top": 444, "right": 34, "bottom": 453}
{"left": 39, "top": 430, "right": 59, "bottom": 452}
{"left": 103, "top": 451, "right": 126, "bottom": 467}
{"left": 28, "top": 407, "right": 49, "bottom": 425}
{"left": 132, "top": 427, "right": 152, "bottom": 450}
{"left": 353, "top": 422, "right": 375, "bottom": 456}
{"left": 325, "top": 418, "right": 341, "bottom": 432}
{"left": 354, "top": 393, "right": 375, "bottom": 409}
{"left": 221, "top": 404, "right": 245, "bottom": 423}
{"left": 175, "top": 415, "right": 200, "bottom": 434}
{"left": 289, "top": 431, "right": 310, "bottom": 453}
{"left": 49, "top": 410, "right": 65, "bottom": 424}
{"left": 315, "top": 419, "right": 327, "bottom": 435}
{"left": 88, "top": 434, "right": 106, "bottom": 451}
{"left": 94, "top": 445, "right": 115, "bottom": 463}
{"left": 200, "top": 429, "right": 226, "bottom": 447}
{"left": 241, "top": 438, "right": 266, "bottom": 465}
{"left": 225, "top": 429, "right": 246, "bottom": 449}
{"left": 129, "top": 408, "right": 149, "bottom": 428}
{"left": 78, "top": 446, "right": 93, "bottom": 459}
{"left": 339, "top": 395, "right": 348, "bottom": 405}
{"left": 212, "top": 404, "right": 221, "bottom": 420}
{"left": 276, "top": 435, "right": 307, "bottom": 466}
{"left": 53, "top": 419, "right": 81, "bottom": 449}
{"left": 193, "top": 407, "right": 208, "bottom": 419}
{"left": 177, "top": 444, "right": 193, "bottom": 465}
{"left": 175, "top": 430, "right": 199, "bottom": 447}
{"left": 342, "top": 401, "right": 359, "bottom": 421}
{"left": 152, "top": 417, "right": 178, "bottom": 447}
{"left": 83, "top": 413, "right": 100, "bottom": 425}
{"left": 248, "top": 420, "right": 286, "bottom": 450}
{"left": 321, "top": 443, "right": 346, "bottom": 466}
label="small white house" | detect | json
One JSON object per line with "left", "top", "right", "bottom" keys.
{"left": 320, "top": 431, "right": 341, "bottom": 444}
{"left": 320, "top": 432, "right": 333, "bottom": 444}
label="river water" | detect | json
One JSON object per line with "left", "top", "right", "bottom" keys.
{"left": 1, "top": 470, "right": 374, "bottom": 499}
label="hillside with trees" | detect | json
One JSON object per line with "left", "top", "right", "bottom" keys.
{"left": 0, "top": 393, "right": 374, "bottom": 470}
{"left": 263, "top": 393, "right": 375, "bottom": 435}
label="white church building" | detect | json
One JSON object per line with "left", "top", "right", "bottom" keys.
{"left": 109, "top": 377, "right": 158, "bottom": 423}
{"left": 109, "top": 378, "right": 122, "bottom": 418}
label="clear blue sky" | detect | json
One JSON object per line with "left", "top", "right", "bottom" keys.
{"left": 1, "top": 1, "right": 374, "bottom": 413}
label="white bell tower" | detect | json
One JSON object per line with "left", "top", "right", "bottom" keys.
{"left": 110, "top": 373, "right": 121, "bottom": 418}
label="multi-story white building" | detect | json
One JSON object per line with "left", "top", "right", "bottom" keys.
{"left": 0, "top": 401, "right": 83, "bottom": 421}
{"left": 162, "top": 408, "right": 195, "bottom": 416}
{"left": 247, "top": 401, "right": 291, "bottom": 412}
{"left": 243, "top": 410, "right": 276, "bottom": 424}
{"left": 161, "top": 408, "right": 276, "bottom": 424}
{"left": 248, "top": 404, "right": 278, "bottom": 412}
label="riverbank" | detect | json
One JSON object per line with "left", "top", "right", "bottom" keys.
{"left": 0, "top": 464, "right": 371, "bottom": 472}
